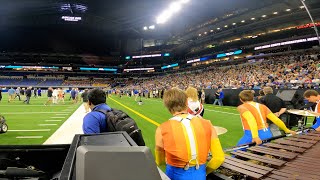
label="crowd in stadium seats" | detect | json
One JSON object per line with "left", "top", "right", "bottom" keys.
{"left": 0, "top": 51, "right": 319, "bottom": 90}
{"left": 61, "top": 80, "right": 92, "bottom": 86}
{"left": 0, "top": 78, "right": 113, "bottom": 87}
{"left": 121, "top": 51, "right": 320, "bottom": 91}
{"left": 38, "top": 79, "right": 64, "bottom": 86}
{"left": 0, "top": 78, "right": 64, "bottom": 86}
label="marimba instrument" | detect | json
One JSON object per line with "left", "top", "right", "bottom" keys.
{"left": 210, "top": 131, "right": 320, "bottom": 179}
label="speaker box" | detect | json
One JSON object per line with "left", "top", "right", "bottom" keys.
{"left": 276, "top": 90, "right": 304, "bottom": 109}
{"left": 276, "top": 90, "right": 306, "bottom": 128}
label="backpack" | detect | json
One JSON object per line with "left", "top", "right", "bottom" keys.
{"left": 94, "top": 108, "right": 146, "bottom": 146}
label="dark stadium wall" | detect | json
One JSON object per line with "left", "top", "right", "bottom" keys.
{"left": 204, "top": 89, "right": 319, "bottom": 107}
{"left": 125, "top": 39, "right": 143, "bottom": 54}
{"left": 0, "top": 26, "right": 120, "bottom": 55}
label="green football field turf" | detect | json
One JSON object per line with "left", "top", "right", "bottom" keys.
{"left": 107, "top": 95, "right": 243, "bottom": 152}
{"left": 104, "top": 95, "right": 315, "bottom": 153}
{"left": 0, "top": 93, "right": 81, "bottom": 145}
{"left": 0, "top": 93, "right": 314, "bottom": 153}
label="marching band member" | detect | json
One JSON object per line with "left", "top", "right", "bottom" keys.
{"left": 236, "top": 90, "right": 296, "bottom": 146}
{"left": 303, "top": 90, "right": 320, "bottom": 131}
{"left": 155, "top": 88, "right": 224, "bottom": 179}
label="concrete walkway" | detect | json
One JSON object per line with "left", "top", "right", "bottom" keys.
{"left": 43, "top": 104, "right": 88, "bottom": 144}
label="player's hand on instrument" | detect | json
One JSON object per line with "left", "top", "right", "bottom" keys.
{"left": 274, "top": 112, "right": 280, "bottom": 117}
{"left": 252, "top": 137, "right": 262, "bottom": 145}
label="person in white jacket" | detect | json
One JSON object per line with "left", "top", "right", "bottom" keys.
{"left": 52, "top": 88, "right": 58, "bottom": 104}
{"left": 185, "top": 87, "right": 204, "bottom": 117}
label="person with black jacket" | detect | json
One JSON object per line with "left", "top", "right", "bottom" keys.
{"left": 24, "top": 86, "right": 32, "bottom": 104}
{"left": 260, "top": 87, "right": 287, "bottom": 136}
{"left": 33, "top": 88, "right": 37, "bottom": 98}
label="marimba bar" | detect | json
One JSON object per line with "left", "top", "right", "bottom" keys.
{"left": 212, "top": 131, "right": 320, "bottom": 179}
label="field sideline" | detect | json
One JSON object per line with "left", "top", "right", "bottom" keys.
{"left": 0, "top": 93, "right": 81, "bottom": 145}
{"left": 0, "top": 93, "right": 313, "bottom": 152}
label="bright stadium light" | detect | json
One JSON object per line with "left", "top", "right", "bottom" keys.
{"left": 156, "top": 10, "right": 172, "bottom": 24}
{"left": 204, "top": 32, "right": 207, "bottom": 34}
{"left": 251, "top": 17, "right": 255, "bottom": 20}
{"left": 149, "top": 25, "right": 155, "bottom": 29}
{"left": 241, "top": 20, "right": 245, "bottom": 23}
{"left": 179, "top": 0, "right": 190, "bottom": 4}
{"left": 273, "top": 12, "right": 278, "bottom": 14}
{"left": 286, "top": 9, "right": 291, "bottom": 11}
{"left": 169, "top": 2, "right": 182, "bottom": 13}
{"left": 143, "top": 26, "right": 148, "bottom": 30}
{"left": 210, "top": 29, "right": 213, "bottom": 32}
{"left": 262, "top": 15, "right": 267, "bottom": 18}
{"left": 224, "top": 25, "right": 228, "bottom": 28}
{"left": 300, "top": 6, "right": 305, "bottom": 9}
{"left": 156, "top": 0, "right": 189, "bottom": 24}
{"left": 156, "top": 16, "right": 166, "bottom": 24}
{"left": 198, "top": 34, "right": 202, "bottom": 36}
{"left": 232, "top": 23, "right": 236, "bottom": 25}
{"left": 217, "top": 27, "right": 221, "bottom": 30}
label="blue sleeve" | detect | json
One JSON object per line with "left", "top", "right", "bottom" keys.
{"left": 312, "top": 117, "right": 320, "bottom": 129}
{"left": 83, "top": 113, "right": 101, "bottom": 134}
{"left": 220, "top": 92, "right": 224, "bottom": 99}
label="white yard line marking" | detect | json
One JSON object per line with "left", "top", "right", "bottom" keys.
{"left": 45, "top": 120, "right": 62, "bottom": 122}
{"left": 16, "top": 136, "right": 43, "bottom": 139}
{"left": 2, "top": 112, "right": 61, "bottom": 115}
{"left": 206, "top": 109, "right": 239, "bottom": 115}
{"left": 43, "top": 104, "right": 84, "bottom": 144}
{"left": 0, "top": 105, "right": 70, "bottom": 107}
{"left": 38, "top": 124, "right": 57, "bottom": 126}
{"left": 9, "top": 129, "right": 51, "bottom": 132}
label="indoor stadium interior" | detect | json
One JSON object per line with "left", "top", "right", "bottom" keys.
{"left": 0, "top": 0, "right": 320, "bottom": 179}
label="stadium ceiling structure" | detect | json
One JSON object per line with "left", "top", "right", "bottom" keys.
{"left": 0, "top": 0, "right": 285, "bottom": 37}
{"left": 0, "top": 0, "right": 318, "bottom": 58}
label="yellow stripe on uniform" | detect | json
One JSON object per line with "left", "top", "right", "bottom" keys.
{"left": 109, "top": 97, "right": 160, "bottom": 127}
{"left": 190, "top": 124, "right": 199, "bottom": 164}
{"left": 180, "top": 121, "right": 191, "bottom": 161}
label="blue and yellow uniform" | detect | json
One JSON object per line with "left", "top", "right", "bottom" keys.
{"left": 237, "top": 101, "right": 291, "bottom": 146}
{"left": 312, "top": 101, "right": 320, "bottom": 130}
{"left": 155, "top": 114, "right": 224, "bottom": 180}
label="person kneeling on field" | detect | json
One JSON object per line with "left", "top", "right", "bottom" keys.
{"left": 155, "top": 88, "right": 224, "bottom": 180}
